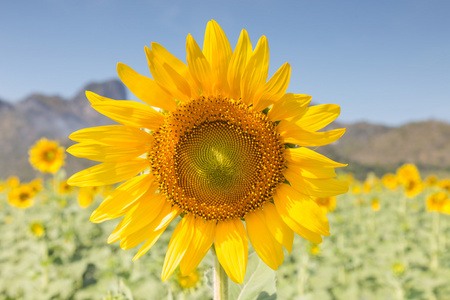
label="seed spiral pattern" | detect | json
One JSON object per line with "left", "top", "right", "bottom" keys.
{"left": 149, "top": 96, "right": 285, "bottom": 221}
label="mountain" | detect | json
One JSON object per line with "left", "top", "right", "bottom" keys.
{"left": 319, "top": 120, "right": 450, "bottom": 179}
{"left": 0, "top": 80, "right": 125, "bottom": 180}
{"left": 1, "top": 81, "right": 449, "bottom": 181}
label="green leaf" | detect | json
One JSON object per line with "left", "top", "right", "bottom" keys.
{"left": 229, "top": 253, "right": 277, "bottom": 300}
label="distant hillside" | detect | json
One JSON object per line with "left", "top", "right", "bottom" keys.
{"left": 319, "top": 120, "right": 450, "bottom": 179}
{"left": 1, "top": 81, "right": 449, "bottom": 181}
{"left": 0, "top": 80, "right": 124, "bottom": 180}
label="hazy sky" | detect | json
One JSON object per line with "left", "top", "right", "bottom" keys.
{"left": 1, "top": 0, "right": 449, "bottom": 126}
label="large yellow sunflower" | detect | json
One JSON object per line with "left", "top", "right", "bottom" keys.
{"left": 67, "top": 20, "right": 348, "bottom": 283}
{"left": 29, "top": 138, "right": 65, "bottom": 174}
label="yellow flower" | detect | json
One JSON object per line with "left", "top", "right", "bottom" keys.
{"left": 426, "top": 192, "right": 450, "bottom": 213}
{"left": 59, "top": 180, "right": 75, "bottom": 194}
{"left": 392, "top": 263, "right": 405, "bottom": 276}
{"left": 29, "top": 138, "right": 65, "bottom": 174}
{"left": 8, "top": 184, "right": 35, "bottom": 209}
{"left": 29, "top": 178, "right": 43, "bottom": 193}
{"left": 67, "top": 20, "right": 348, "bottom": 283}
{"left": 309, "top": 244, "right": 320, "bottom": 256}
{"left": 371, "top": 198, "right": 380, "bottom": 211}
{"left": 313, "top": 196, "right": 336, "bottom": 213}
{"left": 177, "top": 270, "right": 200, "bottom": 289}
{"left": 351, "top": 185, "right": 361, "bottom": 195}
{"left": 382, "top": 173, "right": 398, "bottom": 190}
{"left": 30, "top": 222, "right": 45, "bottom": 237}
{"left": 363, "top": 181, "right": 372, "bottom": 193}
{"left": 77, "top": 186, "right": 99, "bottom": 208}
{"left": 7, "top": 176, "right": 20, "bottom": 188}
{"left": 397, "top": 164, "right": 423, "bottom": 197}
{"left": 438, "top": 179, "right": 450, "bottom": 193}
{"left": 425, "top": 175, "right": 439, "bottom": 187}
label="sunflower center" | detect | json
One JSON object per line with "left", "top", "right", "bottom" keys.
{"left": 44, "top": 150, "right": 56, "bottom": 162}
{"left": 150, "top": 96, "right": 285, "bottom": 221}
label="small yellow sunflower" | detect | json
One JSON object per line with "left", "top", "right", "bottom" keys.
{"left": 382, "top": 173, "right": 398, "bottom": 190}
{"left": 30, "top": 222, "right": 45, "bottom": 237}
{"left": 313, "top": 196, "right": 337, "bottom": 213}
{"left": 397, "top": 164, "right": 423, "bottom": 198}
{"left": 59, "top": 179, "right": 75, "bottom": 194}
{"left": 8, "top": 184, "right": 35, "bottom": 209}
{"left": 7, "top": 176, "right": 20, "bottom": 188}
{"left": 177, "top": 270, "right": 200, "bottom": 289}
{"left": 438, "top": 179, "right": 450, "bottom": 193}
{"left": 29, "top": 138, "right": 65, "bottom": 174}
{"left": 426, "top": 192, "right": 450, "bottom": 213}
{"left": 425, "top": 175, "right": 439, "bottom": 187}
{"left": 67, "top": 20, "right": 348, "bottom": 283}
{"left": 78, "top": 186, "right": 101, "bottom": 208}
{"left": 371, "top": 198, "right": 380, "bottom": 211}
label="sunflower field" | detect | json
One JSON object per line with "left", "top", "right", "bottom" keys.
{"left": 2, "top": 164, "right": 450, "bottom": 300}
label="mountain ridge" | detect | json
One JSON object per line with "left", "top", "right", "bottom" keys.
{"left": 1, "top": 80, "right": 449, "bottom": 180}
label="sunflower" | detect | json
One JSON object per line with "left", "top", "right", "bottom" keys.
{"left": 7, "top": 176, "right": 20, "bottom": 188}
{"left": 397, "top": 164, "right": 423, "bottom": 198}
{"left": 426, "top": 192, "right": 450, "bottom": 214}
{"left": 8, "top": 184, "right": 35, "bottom": 209}
{"left": 59, "top": 179, "right": 75, "bottom": 194}
{"left": 177, "top": 270, "right": 200, "bottom": 289}
{"left": 29, "top": 138, "right": 65, "bottom": 174}
{"left": 313, "top": 196, "right": 337, "bottom": 213}
{"left": 67, "top": 20, "right": 348, "bottom": 283}
{"left": 382, "top": 173, "right": 398, "bottom": 190}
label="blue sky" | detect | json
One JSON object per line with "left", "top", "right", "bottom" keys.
{"left": 1, "top": 0, "right": 449, "bottom": 126}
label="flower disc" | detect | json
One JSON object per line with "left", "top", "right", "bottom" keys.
{"left": 150, "top": 96, "right": 285, "bottom": 221}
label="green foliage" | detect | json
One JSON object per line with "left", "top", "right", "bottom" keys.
{"left": 1, "top": 179, "right": 450, "bottom": 299}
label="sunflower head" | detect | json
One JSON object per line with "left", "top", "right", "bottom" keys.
{"left": 8, "top": 184, "right": 35, "bottom": 209}
{"left": 29, "top": 138, "right": 65, "bottom": 174}
{"left": 67, "top": 20, "right": 348, "bottom": 284}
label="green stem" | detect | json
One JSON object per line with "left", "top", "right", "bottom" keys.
{"left": 431, "top": 212, "right": 440, "bottom": 271}
{"left": 212, "top": 247, "right": 228, "bottom": 300}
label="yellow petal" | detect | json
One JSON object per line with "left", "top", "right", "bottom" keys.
{"left": 227, "top": 29, "right": 252, "bottom": 100}
{"left": 203, "top": 20, "right": 232, "bottom": 95}
{"left": 180, "top": 218, "right": 216, "bottom": 276}
{"left": 117, "top": 62, "right": 177, "bottom": 111}
{"left": 121, "top": 202, "right": 180, "bottom": 251}
{"left": 273, "top": 185, "right": 323, "bottom": 244}
{"left": 267, "top": 93, "right": 311, "bottom": 121}
{"left": 145, "top": 45, "right": 192, "bottom": 103}
{"left": 246, "top": 210, "right": 284, "bottom": 270}
{"left": 240, "top": 36, "right": 269, "bottom": 105}
{"left": 215, "top": 218, "right": 248, "bottom": 284}
{"left": 92, "top": 100, "right": 164, "bottom": 130}
{"left": 150, "top": 42, "right": 191, "bottom": 78}
{"left": 284, "top": 147, "right": 347, "bottom": 168}
{"left": 186, "top": 34, "right": 213, "bottom": 96}
{"left": 294, "top": 104, "right": 341, "bottom": 132}
{"left": 90, "top": 174, "right": 155, "bottom": 223}
{"left": 275, "top": 184, "right": 330, "bottom": 236}
{"left": 85, "top": 91, "right": 116, "bottom": 104}
{"left": 67, "top": 141, "right": 151, "bottom": 162}
{"left": 161, "top": 215, "right": 196, "bottom": 281}
{"left": 67, "top": 159, "right": 148, "bottom": 187}
{"left": 69, "top": 125, "right": 153, "bottom": 146}
{"left": 286, "top": 161, "right": 337, "bottom": 179}
{"left": 107, "top": 193, "right": 166, "bottom": 243}
{"left": 278, "top": 121, "right": 346, "bottom": 146}
{"left": 132, "top": 203, "right": 181, "bottom": 260}
{"left": 284, "top": 168, "right": 349, "bottom": 197}
{"left": 262, "top": 203, "right": 294, "bottom": 254}
{"left": 253, "top": 62, "right": 291, "bottom": 111}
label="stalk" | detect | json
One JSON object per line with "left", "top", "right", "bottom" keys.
{"left": 212, "top": 247, "right": 228, "bottom": 300}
